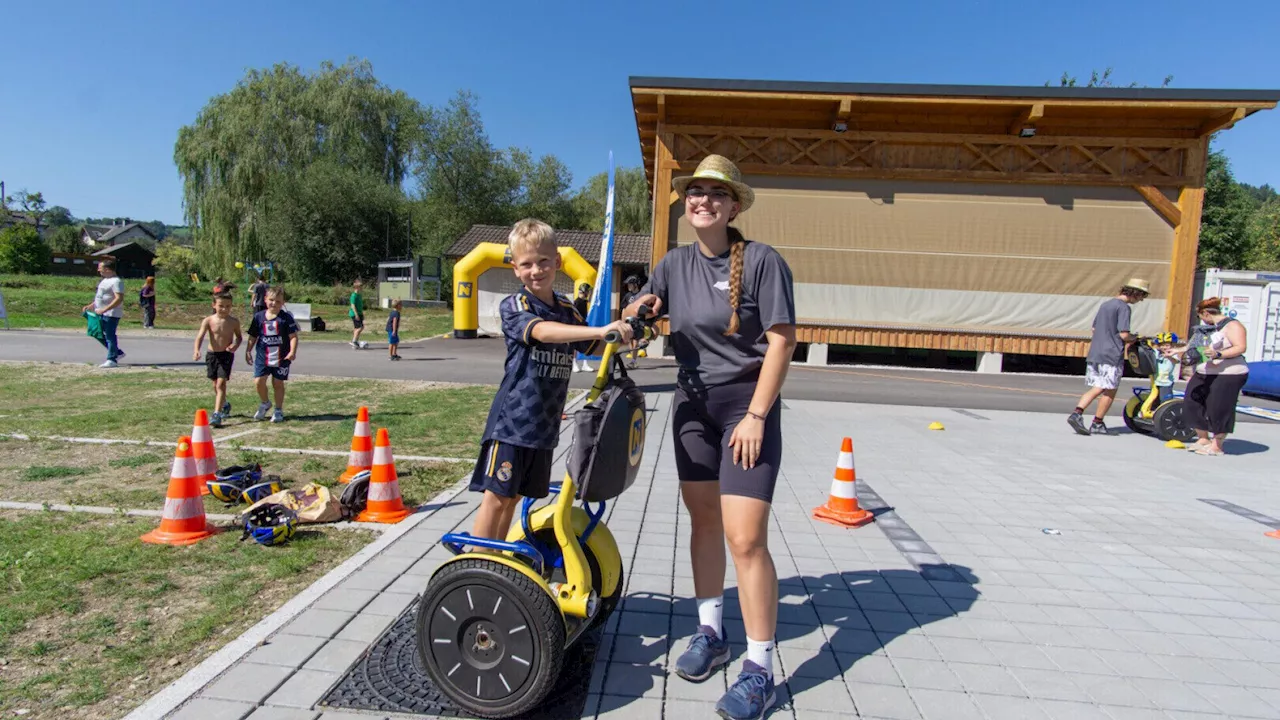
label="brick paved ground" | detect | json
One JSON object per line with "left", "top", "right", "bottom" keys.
{"left": 166, "top": 391, "right": 1280, "bottom": 720}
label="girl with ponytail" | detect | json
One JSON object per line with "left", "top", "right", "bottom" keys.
{"left": 624, "top": 155, "right": 796, "bottom": 720}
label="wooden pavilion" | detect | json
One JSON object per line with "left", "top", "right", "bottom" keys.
{"left": 629, "top": 77, "right": 1279, "bottom": 368}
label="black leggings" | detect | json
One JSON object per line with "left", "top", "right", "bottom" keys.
{"left": 672, "top": 380, "right": 782, "bottom": 503}
{"left": 1183, "top": 372, "right": 1248, "bottom": 435}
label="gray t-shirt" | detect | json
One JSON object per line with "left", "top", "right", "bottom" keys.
{"left": 1085, "top": 297, "right": 1132, "bottom": 367}
{"left": 642, "top": 241, "right": 796, "bottom": 388}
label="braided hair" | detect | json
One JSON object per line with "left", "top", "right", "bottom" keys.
{"left": 724, "top": 226, "right": 746, "bottom": 336}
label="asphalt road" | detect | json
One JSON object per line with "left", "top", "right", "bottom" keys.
{"left": 3, "top": 328, "right": 1277, "bottom": 419}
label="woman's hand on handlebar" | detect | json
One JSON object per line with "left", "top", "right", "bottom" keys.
{"left": 625, "top": 294, "right": 662, "bottom": 319}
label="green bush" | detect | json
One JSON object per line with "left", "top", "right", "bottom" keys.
{"left": 153, "top": 242, "right": 200, "bottom": 279}
{"left": 162, "top": 272, "right": 203, "bottom": 301}
{"left": 0, "top": 225, "right": 52, "bottom": 274}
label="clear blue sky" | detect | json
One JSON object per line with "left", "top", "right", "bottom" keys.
{"left": 2, "top": 0, "right": 1278, "bottom": 225}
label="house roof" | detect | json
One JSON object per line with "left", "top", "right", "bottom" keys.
{"left": 2, "top": 211, "right": 37, "bottom": 228}
{"left": 446, "top": 225, "right": 652, "bottom": 266}
{"left": 93, "top": 241, "right": 156, "bottom": 257}
{"left": 95, "top": 222, "right": 157, "bottom": 246}
{"left": 82, "top": 224, "right": 114, "bottom": 240}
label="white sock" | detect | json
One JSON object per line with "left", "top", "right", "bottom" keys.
{"left": 696, "top": 596, "right": 723, "bottom": 637}
{"left": 746, "top": 637, "right": 775, "bottom": 679}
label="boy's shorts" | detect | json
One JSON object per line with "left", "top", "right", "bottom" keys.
{"left": 469, "top": 440, "right": 553, "bottom": 499}
{"left": 1157, "top": 384, "right": 1174, "bottom": 403}
{"left": 205, "top": 351, "right": 234, "bottom": 381}
{"left": 352, "top": 316, "right": 364, "bottom": 329}
{"left": 387, "top": 332, "right": 400, "bottom": 345}
{"left": 1085, "top": 362, "right": 1122, "bottom": 390}
{"left": 253, "top": 354, "right": 291, "bottom": 381}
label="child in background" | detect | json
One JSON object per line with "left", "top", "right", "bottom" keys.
{"left": 386, "top": 299, "right": 402, "bottom": 361}
{"left": 1155, "top": 331, "right": 1180, "bottom": 403}
{"left": 139, "top": 276, "right": 156, "bottom": 329}
{"left": 194, "top": 292, "right": 243, "bottom": 427}
{"left": 349, "top": 280, "right": 368, "bottom": 349}
{"left": 246, "top": 287, "right": 299, "bottom": 423}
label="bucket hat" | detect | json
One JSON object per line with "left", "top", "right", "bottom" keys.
{"left": 672, "top": 155, "right": 755, "bottom": 213}
{"left": 1123, "top": 277, "right": 1151, "bottom": 294}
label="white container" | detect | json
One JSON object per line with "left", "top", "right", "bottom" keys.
{"left": 1192, "top": 269, "right": 1280, "bottom": 362}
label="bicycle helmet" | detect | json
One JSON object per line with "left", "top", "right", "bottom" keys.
{"left": 240, "top": 503, "right": 298, "bottom": 546}
{"left": 1154, "top": 332, "right": 1179, "bottom": 345}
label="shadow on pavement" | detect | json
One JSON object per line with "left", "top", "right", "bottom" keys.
{"left": 606, "top": 565, "right": 980, "bottom": 713}
{"left": 1224, "top": 438, "right": 1270, "bottom": 455}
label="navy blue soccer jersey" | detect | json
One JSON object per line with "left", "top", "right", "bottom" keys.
{"left": 249, "top": 310, "right": 299, "bottom": 367}
{"left": 480, "top": 288, "right": 596, "bottom": 450}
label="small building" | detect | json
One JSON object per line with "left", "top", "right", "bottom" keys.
{"left": 446, "top": 224, "right": 651, "bottom": 336}
{"left": 92, "top": 241, "right": 155, "bottom": 279}
{"left": 83, "top": 222, "right": 157, "bottom": 250}
{"left": 629, "top": 76, "right": 1280, "bottom": 370}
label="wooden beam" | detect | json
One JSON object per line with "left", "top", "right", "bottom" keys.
{"left": 656, "top": 94, "right": 666, "bottom": 123}
{"left": 1008, "top": 103, "right": 1044, "bottom": 135}
{"left": 649, "top": 129, "right": 674, "bottom": 271}
{"left": 1133, "top": 185, "right": 1181, "bottom": 227}
{"left": 663, "top": 124, "right": 1199, "bottom": 149}
{"left": 1164, "top": 141, "right": 1209, "bottom": 338}
{"left": 1197, "top": 107, "right": 1246, "bottom": 136}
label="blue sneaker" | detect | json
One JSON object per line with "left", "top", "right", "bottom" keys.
{"left": 716, "top": 660, "right": 775, "bottom": 720}
{"left": 674, "top": 625, "right": 730, "bottom": 682}
{"left": 221, "top": 401, "right": 231, "bottom": 417}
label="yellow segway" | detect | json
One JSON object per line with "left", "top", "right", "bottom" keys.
{"left": 1121, "top": 334, "right": 1196, "bottom": 443}
{"left": 416, "top": 307, "right": 657, "bottom": 718}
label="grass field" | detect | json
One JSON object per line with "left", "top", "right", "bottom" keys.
{"left": 0, "top": 274, "right": 454, "bottom": 340}
{"left": 0, "top": 510, "right": 375, "bottom": 720}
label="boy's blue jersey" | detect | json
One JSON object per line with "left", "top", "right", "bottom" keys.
{"left": 480, "top": 288, "right": 595, "bottom": 450}
{"left": 249, "top": 310, "right": 299, "bottom": 367}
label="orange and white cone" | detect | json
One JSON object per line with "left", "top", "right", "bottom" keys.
{"left": 191, "top": 409, "right": 217, "bottom": 496}
{"left": 339, "top": 406, "right": 374, "bottom": 484}
{"left": 357, "top": 428, "right": 411, "bottom": 524}
{"left": 812, "top": 437, "right": 874, "bottom": 528}
{"left": 141, "top": 436, "right": 220, "bottom": 546}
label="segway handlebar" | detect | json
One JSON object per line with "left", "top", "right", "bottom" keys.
{"left": 604, "top": 304, "right": 656, "bottom": 345}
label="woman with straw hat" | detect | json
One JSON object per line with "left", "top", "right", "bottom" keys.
{"left": 624, "top": 154, "right": 796, "bottom": 720}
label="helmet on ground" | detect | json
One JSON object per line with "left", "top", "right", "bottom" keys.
{"left": 240, "top": 503, "right": 298, "bottom": 546}
{"left": 339, "top": 470, "right": 371, "bottom": 519}
{"left": 241, "top": 476, "right": 284, "bottom": 504}
{"left": 207, "top": 464, "right": 268, "bottom": 503}
{"left": 1154, "top": 332, "right": 1179, "bottom": 345}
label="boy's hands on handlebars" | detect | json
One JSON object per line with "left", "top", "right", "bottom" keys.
{"left": 601, "top": 319, "right": 635, "bottom": 344}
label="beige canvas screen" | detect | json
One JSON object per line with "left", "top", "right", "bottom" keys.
{"left": 670, "top": 176, "right": 1173, "bottom": 336}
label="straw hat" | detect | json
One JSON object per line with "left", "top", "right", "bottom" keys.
{"left": 1122, "top": 277, "right": 1151, "bottom": 294}
{"left": 672, "top": 155, "right": 755, "bottom": 213}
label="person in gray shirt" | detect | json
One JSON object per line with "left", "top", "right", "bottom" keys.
{"left": 1068, "top": 278, "right": 1149, "bottom": 435}
{"left": 624, "top": 155, "right": 796, "bottom": 720}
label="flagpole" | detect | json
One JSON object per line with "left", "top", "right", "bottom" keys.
{"left": 580, "top": 151, "right": 616, "bottom": 364}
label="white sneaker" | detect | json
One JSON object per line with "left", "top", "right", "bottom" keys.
{"left": 99, "top": 360, "right": 118, "bottom": 368}
{"left": 253, "top": 401, "right": 271, "bottom": 421}
{"left": 358, "top": 341, "right": 368, "bottom": 349}
{"left": 271, "top": 408, "right": 285, "bottom": 423}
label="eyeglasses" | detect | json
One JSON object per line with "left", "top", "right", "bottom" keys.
{"left": 685, "top": 187, "right": 736, "bottom": 201}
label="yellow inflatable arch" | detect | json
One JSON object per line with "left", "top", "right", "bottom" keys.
{"left": 453, "top": 242, "right": 597, "bottom": 338}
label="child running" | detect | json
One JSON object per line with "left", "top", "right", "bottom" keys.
{"left": 193, "top": 292, "right": 243, "bottom": 427}
{"left": 386, "top": 299, "right": 402, "bottom": 361}
{"left": 245, "top": 286, "right": 299, "bottom": 423}
{"left": 468, "top": 219, "right": 632, "bottom": 542}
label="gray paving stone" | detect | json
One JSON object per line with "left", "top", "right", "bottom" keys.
{"left": 1007, "top": 666, "right": 1085, "bottom": 701}
{"left": 361, "top": 590, "right": 416, "bottom": 617}
{"left": 1034, "top": 699, "right": 1114, "bottom": 720}
{"left": 908, "top": 687, "right": 985, "bottom": 720}
{"left": 311, "top": 586, "right": 378, "bottom": 613}
{"left": 170, "top": 698, "right": 256, "bottom": 720}
{"left": 848, "top": 681, "right": 923, "bottom": 719}
{"left": 665, "top": 667, "right": 727, "bottom": 702}
{"left": 264, "top": 668, "right": 339, "bottom": 708}
{"left": 244, "top": 634, "right": 329, "bottom": 668}
{"left": 777, "top": 645, "right": 842, "bottom": 680}
{"left": 1188, "top": 683, "right": 1278, "bottom": 718}
{"left": 616, "top": 611, "right": 669, "bottom": 638}
{"left": 244, "top": 708, "right": 321, "bottom": 720}
{"left": 608, "top": 633, "right": 668, "bottom": 666}
{"left": 842, "top": 653, "right": 904, "bottom": 686}
{"left": 948, "top": 662, "right": 1026, "bottom": 696}
{"left": 341, "top": 570, "right": 399, "bottom": 592}
{"left": 664, "top": 699, "right": 720, "bottom": 718}
{"left": 1071, "top": 674, "right": 1154, "bottom": 708}
{"left": 314, "top": 712, "right": 388, "bottom": 720}
{"left": 601, "top": 662, "right": 664, "bottom": 697}
{"left": 202, "top": 662, "right": 296, "bottom": 703}
{"left": 595, "top": 695, "right": 662, "bottom": 719}
{"left": 301, "top": 639, "right": 369, "bottom": 673}
{"left": 1127, "top": 677, "right": 1219, "bottom": 713}
{"left": 333, "top": 613, "right": 396, "bottom": 643}
{"left": 280, "top": 608, "right": 355, "bottom": 639}
{"left": 970, "top": 693, "right": 1053, "bottom": 720}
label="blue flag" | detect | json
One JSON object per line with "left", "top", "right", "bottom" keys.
{"left": 580, "top": 152, "right": 616, "bottom": 361}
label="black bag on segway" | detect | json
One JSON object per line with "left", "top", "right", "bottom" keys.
{"left": 567, "top": 376, "right": 646, "bottom": 502}
{"left": 1126, "top": 343, "right": 1159, "bottom": 377}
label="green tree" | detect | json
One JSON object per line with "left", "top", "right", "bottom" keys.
{"left": 1198, "top": 150, "right": 1257, "bottom": 269}
{"left": 43, "top": 205, "right": 75, "bottom": 228}
{"left": 174, "top": 58, "right": 424, "bottom": 277}
{"left": 0, "top": 225, "right": 52, "bottom": 274}
{"left": 262, "top": 159, "right": 406, "bottom": 284}
{"left": 47, "top": 225, "right": 84, "bottom": 254}
{"left": 5, "top": 190, "right": 48, "bottom": 230}
{"left": 1246, "top": 197, "right": 1280, "bottom": 270}
{"left": 570, "top": 166, "right": 652, "bottom": 234}
{"left": 1050, "top": 67, "right": 1173, "bottom": 88}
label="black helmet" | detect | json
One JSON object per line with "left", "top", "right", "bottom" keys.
{"left": 624, "top": 275, "right": 641, "bottom": 286}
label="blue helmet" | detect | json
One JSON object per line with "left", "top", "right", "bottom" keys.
{"left": 240, "top": 503, "right": 298, "bottom": 546}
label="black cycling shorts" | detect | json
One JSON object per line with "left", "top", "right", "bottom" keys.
{"left": 672, "top": 380, "right": 782, "bottom": 503}
{"left": 206, "top": 351, "right": 234, "bottom": 381}
{"left": 469, "top": 440, "right": 553, "bottom": 500}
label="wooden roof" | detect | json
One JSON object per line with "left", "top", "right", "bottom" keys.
{"left": 630, "top": 76, "right": 1280, "bottom": 187}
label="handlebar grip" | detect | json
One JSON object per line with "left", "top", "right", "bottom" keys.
{"left": 604, "top": 330, "right": 622, "bottom": 344}
{"left": 636, "top": 304, "right": 653, "bottom": 319}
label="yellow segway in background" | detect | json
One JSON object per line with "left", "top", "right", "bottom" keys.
{"left": 416, "top": 307, "right": 657, "bottom": 718}
{"left": 1121, "top": 333, "right": 1197, "bottom": 443}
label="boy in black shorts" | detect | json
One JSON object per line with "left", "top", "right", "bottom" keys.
{"left": 193, "top": 292, "right": 243, "bottom": 427}
{"left": 468, "top": 219, "right": 632, "bottom": 541}
{"left": 246, "top": 286, "right": 299, "bottom": 423}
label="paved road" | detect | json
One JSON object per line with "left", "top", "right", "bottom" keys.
{"left": 3, "top": 329, "right": 1278, "bottom": 418}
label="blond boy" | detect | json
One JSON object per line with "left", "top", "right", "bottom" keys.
{"left": 194, "top": 293, "right": 243, "bottom": 427}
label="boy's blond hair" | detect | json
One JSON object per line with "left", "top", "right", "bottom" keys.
{"left": 508, "top": 218, "right": 556, "bottom": 256}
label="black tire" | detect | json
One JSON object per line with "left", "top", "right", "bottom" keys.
{"left": 531, "top": 529, "right": 624, "bottom": 633}
{"left": 1153, "top": 400, "right": 1198, "bottom": 443}
{"left": 417, "top": 559, "right": 565, "bottom": 719}
{"left": 1122, "top": 395, "right": 1150, "bottom": 435}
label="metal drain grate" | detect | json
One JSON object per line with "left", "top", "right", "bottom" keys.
{"left": 319, "top": 597, "right": 600, "bottom": 719}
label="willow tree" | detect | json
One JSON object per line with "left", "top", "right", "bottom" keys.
{"left": 174, "top": 59, "right": 423, "bottom": 276}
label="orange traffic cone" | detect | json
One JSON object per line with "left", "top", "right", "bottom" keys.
{"left": 141, "top": 436, "right": 220, "bottom": 546}
{"left": 339, "top": 406, "right": 374, "bottom": 484}
{"left": 813, "top": 437, "right": 873, "bottom": 528}
{"left": 357, "top": 428, "right": 411, "bottom": 524}
{"left": 191, "top": 409, "right": 217, "bottom": 496}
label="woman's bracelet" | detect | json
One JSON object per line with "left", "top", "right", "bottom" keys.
{"left": 745, "top": 410, "right": 766, "bottom": 422}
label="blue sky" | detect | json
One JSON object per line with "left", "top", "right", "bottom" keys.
{"left": 2, "top": 0, "right": 1278, "bottom": 225}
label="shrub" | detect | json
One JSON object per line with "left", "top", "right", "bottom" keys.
{"left": 153, "top": 242, "right": 200, "bottom": 279}
{"left": 163, "top": 272, "right": 203, "bottom": 301}
{"left": 0, "top": 225, "right": 52, "bottom": 274}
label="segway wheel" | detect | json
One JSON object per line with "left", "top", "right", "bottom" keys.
{"left": 417, "top": 559, "right": 565, "bottom": 719}
{"left": 532, "top": 529, "right": 624, "bottom": 633}
{"left": 1153, "top": 400, "right": 1197, "bottom": 443}
{"left": 1123, "top": 395, "right": 1151, "bottom": 435}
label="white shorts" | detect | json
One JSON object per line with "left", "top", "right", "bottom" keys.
{"left": 1086, "top": 362, "right": 1122, "bottom": 390}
